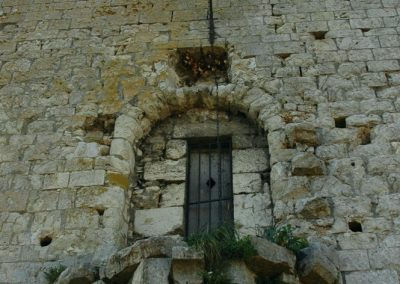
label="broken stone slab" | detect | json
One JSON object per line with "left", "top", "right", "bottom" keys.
{"left": 171, "top": 246, "right": 204, "bottom": 284}
{"left": 129, "top": 258, "right": 171, "bottom": 284}
{"left": 291, "top": 152, "right": 325, "bottom": 176}
{"left": 100, "top": 236, "right": 185, "bottom": 283}
{"left": 245, "top": 236, "right": 296, "bottom": 277}
{"left": 226, "top": 260, "right": 256, "bottom": 284}
{"left": 55, "top": 265, "right": 96, "bottom": 284}
{"left": 297, "top": 242, "right": 339, "bottom": 284}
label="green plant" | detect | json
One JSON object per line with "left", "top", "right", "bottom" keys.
{"left": 44, "top": 265, "right": 66, "bottom": 284}
{"left": 259, "top": 224, "right": 308, "bottom": 254}
{"left": 188, "top": 225, "right": 257, "bottom": 284}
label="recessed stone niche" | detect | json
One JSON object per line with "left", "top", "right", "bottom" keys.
{"left": 174, "top": 46, "right": 229, "bottom": 86}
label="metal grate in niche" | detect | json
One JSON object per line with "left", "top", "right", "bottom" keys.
{"left": 185, "top": 137, "right": 233, "bottom": 237}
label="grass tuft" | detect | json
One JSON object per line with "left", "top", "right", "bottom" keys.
{"left": 188, "top": 225, "right": 257, "bottom": 284}
{"left": 258, "top": 224, "right": 308, "bottom": 254}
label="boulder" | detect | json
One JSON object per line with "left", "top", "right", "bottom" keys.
{"left": 291, "top": 153, "right": 325, "bottom": 176}
{"left": 246, "top": 237, "right": 296, "bottom": 277}
{"left": 55, "top": 265, "right": 96, "bottom": 284}
{"left": 171, "top": 246, "right": 204, "bottom": 284}
{"left": 297, "top": 242, "right": 339, "bottom": 284}
{"left": 226, "top": 260, "right": 256, "bottom": 284}
{"left": 130, "top": 258, "right": 171, "bottom": 284}
{"left": 100, "top": 236, "right": 185, "bottom": 283}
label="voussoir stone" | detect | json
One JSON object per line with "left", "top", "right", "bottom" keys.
{"left": 101, "top": 236, "right": 185, "bottom": 283}
{"left": 246, "top": 236, "right": 296, "bottom": 277}
{"left": 297, "top": 242, "right": 339, "bottom": 284}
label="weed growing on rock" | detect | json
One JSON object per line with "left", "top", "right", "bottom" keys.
{"left": 44, "top": 265, "right": 66, "bottom": 284}
{"left": 188, "top": 225, "right": 257, "bottom": 284}
{"left": 259, "top": 224, "right": 308, "bottom": 254}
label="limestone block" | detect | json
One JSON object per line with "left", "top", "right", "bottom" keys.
{"left": 144, "top": 159, "right": 186, "bottom": 181}
{"left": 286, "top": 123, "right": 318, "bottom": 147}
{"left": 360, "top": 176, "right": 389, "bottom": 195}
{"left": 64, "top": 208, "right": 99, "bottom": 229}
{"left": 114, "top": 114, "right": 143, "bottom": 143}
{"left": 271, "top": 176, "right": 311, "bottom": 201}
{"left": 226, "top": 260, "right": 256, "bottom": 284}
{"left": 350, "top": 143, "right": 393, "bottom": 160}
{"left": 134, "top": 207, "right": 183, "bottom": 237}
{"left": 0, "top": 191, "right": 29, "bottom": 212}
{"left": 291, "top": 152, "right": 325, "bottom": 176}
{"left": 130, "top": 258, "right": 171, "bottom": 284}
{"left": 69, "top": 170, "right": 105, "bottom": 187}
{"left": 336, "top": 233, "right": 378, "bottom": 249}
{"left": 371, "top": 123, "right": 400, "bottom": 143}
{"left": 166, "top": 140, "right": 187, "bottom": 160}
{"left": 110, "top": 138, "right": 134, "bottom": 161}
{"left": 27, "top": 190, "right": 58, "bottom": 212}
{"left": 246, "top": 237, "right": 296, "bottom": 277}
{"left": 171, "top": 246, "right": 204, "bottom": 284}
{"left": 316, "top": 144, "right": 348, "bottom": 160}
{"left": 346, "top": 114, "right": 381, "bottom": 127}
{"left": 0, "top": 145, "right": 18, "bottom": 162}
{"left": 160, "top": 183, "right": 185, "bottom": 207}
{"left": 232, "top": 149, "right": 269, "bottom": 173}
{"left": 55, "top": 265, "right": 96, "bottom": 284}
{"left": 369, "top": 246, "right": 400, "bottom": 270}
{"left": 234, "top": 193, "right": 271, "bottom": 235}
{"left": 367, "top": 155, "right": 400, "bottom": 174}
{"left": 377, "top": 193, "right": 400, "bottom": 216}
{"left": 73, "top": 142, "right": 105, "bottom": 158}
{"left": 298, "top": 243, "right": 339, "bottom": 284}
{"left": 328, "top": 157, "right": 365, "bottom": 188}
{"left": 319, "top": 128, "right": 359, "bottom": 145}
{"left": 233, "top": 173, "right": 262, "bottom": 194}
{"left": 43, "top": 173, "right": 69, "bottom": 189}
{"left": 132, "top": 186, "right": 161, "bottom": 209}
{"left": 31, "top": 211, "right": 62, "bottom": 233}
{"left": 332, "top": 197, "right": 371, "bottom": 217}
{"left": 338, "top": 249, "right": 370, "bottom": 271}
{"left": 101, "top": 236, "right": 185, "bottom": 283}
{"left": 75, "top": 186, "right": 125, "bottom": 209}
{"left": 345, "top": 269, "right": 399, "bottom": 284}
{"left": 295, "top": 197, "right": 332, "bottom": 219}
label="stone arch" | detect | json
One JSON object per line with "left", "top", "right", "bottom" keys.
{"left": 107, "top": 86, "right": 311, "bottom": 244}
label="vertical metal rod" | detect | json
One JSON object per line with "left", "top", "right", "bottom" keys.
{"left": 208, "top": 0, "right": 215, "bottom": 46}
{"left": 208, "top": 143, "right": 212, "bottom": 232}
{"left": 197, "top": 150, "right": 201, "bottom": 233}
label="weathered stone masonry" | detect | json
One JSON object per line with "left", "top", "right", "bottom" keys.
{"left": 0, "top": 0, "right": 400, "bottom": 283}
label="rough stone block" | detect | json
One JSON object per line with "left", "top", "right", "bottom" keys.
{"left": 134, "top": 207, "right": 183, "bottom": 236}
{"left": 232, "top": 149, "right": 269, "bottom": 173}
{"left": 130, "top": 258, "right": 171, "bottom": 284}
{"left": 298, "top": 243, "right": 339, "bottom": 284}
{"left": 165, "top": 140, "right": 187, "bottom": 160}
{"left": 160, "top": 183, "right": 185, "bottom": 207}
{"left": 101, "top": 236, "right": 185, "bottom": 283}
{"left": 69, "top": 170, "right": 105, "bottom": 187}
{"left": 338, "top": 249, "right": 370, "bottom": 271}
{"left": 233, "top": 173, "right": 262, "bottom": 194}
{"left": 345, "top": 269, "right": 399, "bottom": 284}
{"left": 246, "top": 237, "right": 296, "bottom": 277}
{"left": 291, "top": 152, "right": 325, "bottom": 176}
{"left": 234, "top": 193, "right": 271, "bottom": 235}
{"left": 144, "top": 159, "right": 186, "bottom": 181}
{"left": 226, "top": 260, "right": 256, "bottom": 284}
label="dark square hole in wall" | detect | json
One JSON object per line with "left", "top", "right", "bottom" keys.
{"left": 40, "top": 236, "right": 52, "bottom": 247}
{"left": 310, "top": 31, "right": 327, "bottom": 40}
{"left": 334, "top": 117, "right": 347, "bottom": 128}
{"left": 348, "top": 221, "right": 362, "bottom": 232}
{"left": 175, "top": 46, "right": 229, "bottom": 86}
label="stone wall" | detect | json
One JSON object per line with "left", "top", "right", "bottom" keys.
{"left": 0, "top": 0, "right": 400, "bottom": 283}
